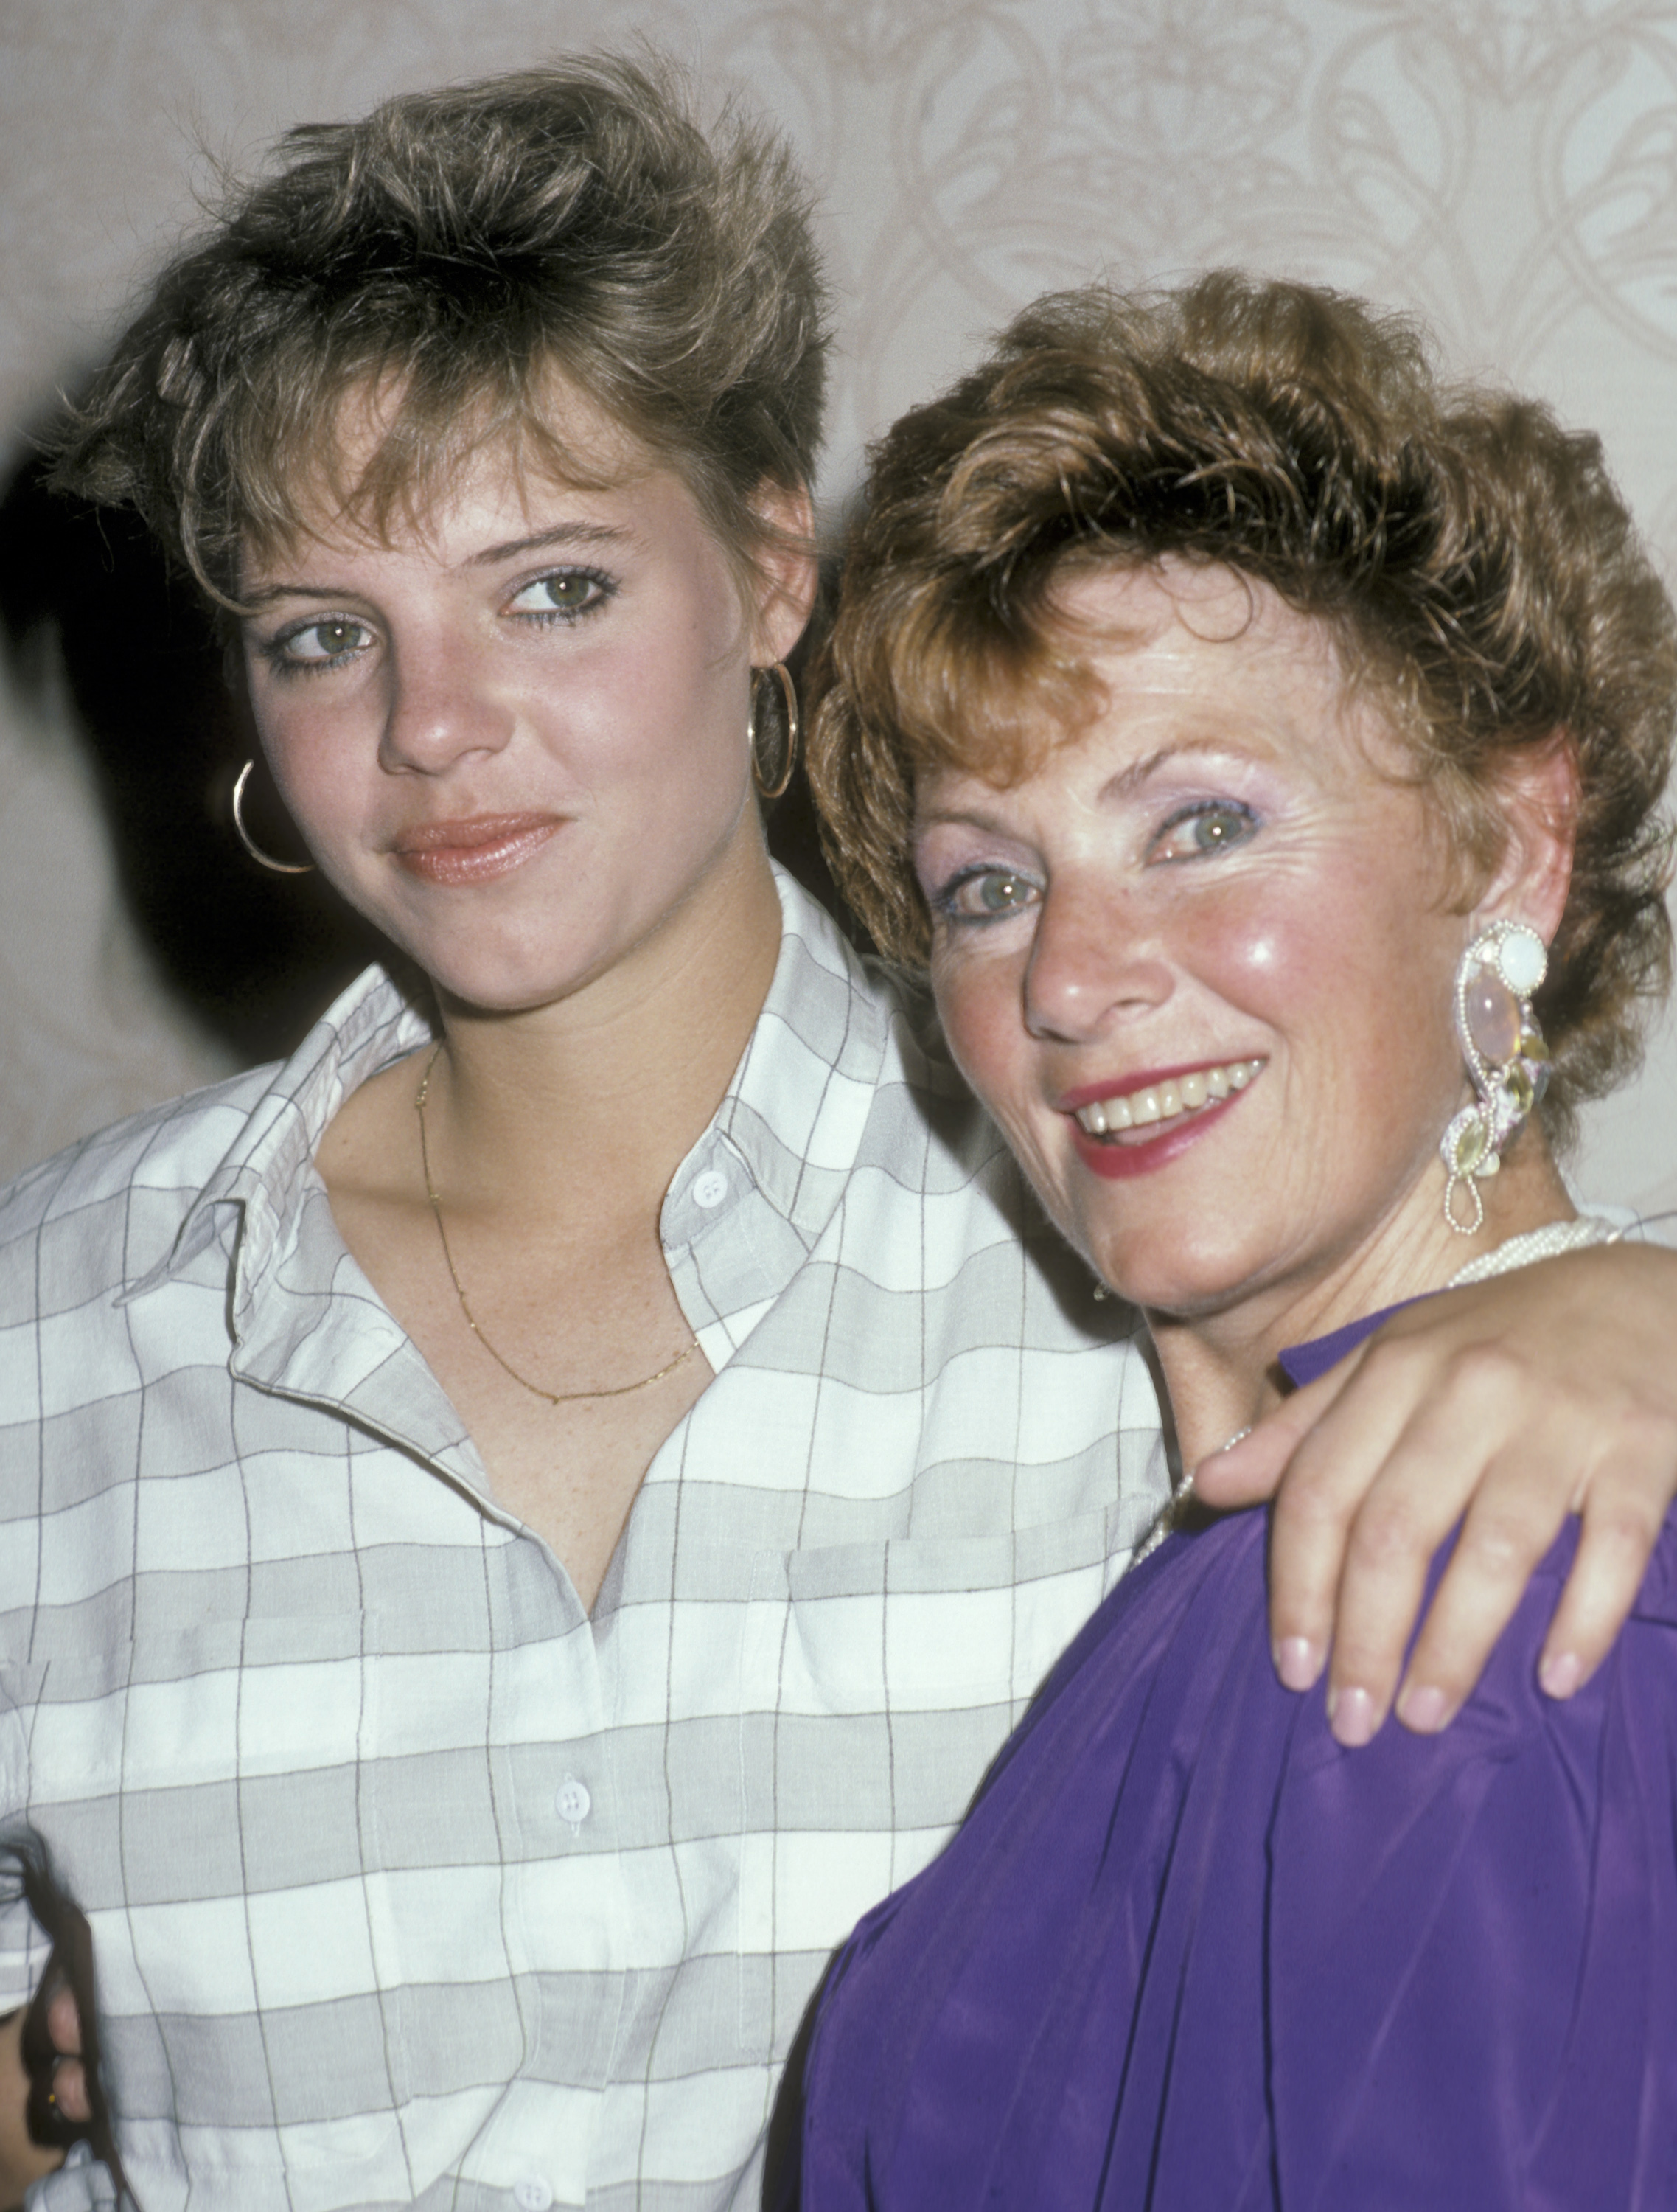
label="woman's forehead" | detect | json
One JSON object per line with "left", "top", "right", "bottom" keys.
{"left": 917, "top": 563, "right": 1407, "bottom": 823}
{"left": 1050, "top": 560, "right": 1332, "bottom": 669}
{"left": 1026, "top": 563, "right": 1347, "bottom": 752}
{"left": 240, "top": 464, "right": 677, "bottom": 606}
{"left": 245, "top": 369, "right": 652, "bottom": 566}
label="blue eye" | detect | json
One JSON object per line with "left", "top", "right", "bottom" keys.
{"left": 935, "top": 869, "right": 1042, "bottom": 922}
{"left": 1149, "top": 801, "right": 1257, "bottom": 863}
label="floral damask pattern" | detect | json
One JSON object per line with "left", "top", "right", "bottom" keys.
{"left": 2, "top": 0, "right": 1676, "bottom": 1197}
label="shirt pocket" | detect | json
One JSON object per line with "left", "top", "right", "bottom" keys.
{"left": 745, "top": 1504, "right": 1126, "bottom": 1719}
{"left": 735, "top": 1508, "right": 1123, "bottom": 2038}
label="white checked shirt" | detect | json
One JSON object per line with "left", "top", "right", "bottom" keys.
{"left": 0, "top": 872, "right": 1170, "bottom": 2212}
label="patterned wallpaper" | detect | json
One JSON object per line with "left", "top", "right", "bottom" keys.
{"left": 2, "top": 0, "right": 1676, "bottom": 1205}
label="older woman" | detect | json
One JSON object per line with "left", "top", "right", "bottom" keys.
{"left": 798, "top": 273, "right": 1677, "bottom": 2205}
{"left": 7, "top": 80, "right": 1677, "bottom": 2209}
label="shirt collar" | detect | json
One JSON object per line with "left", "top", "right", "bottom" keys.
{"left": 128, "top": 962, "right": 434, "bottom": 1321}
{"left": 657, "top": 869, "right": 898, "bottom": 1357}
{"left": 133, "top": 867, "right": 899, "bottom": 1359}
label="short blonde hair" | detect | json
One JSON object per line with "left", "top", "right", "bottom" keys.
{"left": 51, "top": 55, "right": 829, "bottom": 601}
{"left": 809, "top": 273, "right": 1676, "bottom": 1138}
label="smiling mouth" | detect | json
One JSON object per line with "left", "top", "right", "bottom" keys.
{"left": 1072, "top": 1058, "right": 1265, "bottom": 1143}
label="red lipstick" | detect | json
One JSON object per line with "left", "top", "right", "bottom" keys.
{"left": 1069, "top": 1093, "right": 1244, "bottom": 1179}
{"left": 390, "top": 813, "right": 562, "bottom": 887}
{"left": 1061, "top": 1058, "right": 1262, "bottom": 1181}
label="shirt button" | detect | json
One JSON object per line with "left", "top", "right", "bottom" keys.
{"left": 512, "top": 2182, "right": 554, "bottom": 2211}
{"left": 690, "top": 1168, "right": 729, "bottom": 1209}
{"left": 555, "top": 1775, "right": 592, "bottom": 1826}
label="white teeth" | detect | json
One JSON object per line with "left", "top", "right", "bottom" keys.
{"left": 1074, "top": 1059, "right": 1263, "bottom": 1137}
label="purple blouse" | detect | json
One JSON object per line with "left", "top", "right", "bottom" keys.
{"left": 798, "top": 1316, "right": 1677, "bottom": 2208}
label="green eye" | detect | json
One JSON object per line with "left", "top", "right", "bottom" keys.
{"left": 1151, "top": 801, "right": 1258, "bottom": 863}
{"left": 977, "top": 872, "right": 1029, "bottom": 911}
{"left": 509, "top": 569, "right": 612, "bottom": 619}
{"left": 1191, "top": 807, "right": 1247, "bottom": 850}
{"left": 938, "top": 868, "right": 1041, "bottom": 922}
{"left": 270, "top": 617, "right": 372, "bottom": 668}
{"left": 539, "top": 574, "right": 596, "bottom": 610}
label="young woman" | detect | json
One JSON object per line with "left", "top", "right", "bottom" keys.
{"left": 4, "top": 74, "right": 1677, "bottom": 2211}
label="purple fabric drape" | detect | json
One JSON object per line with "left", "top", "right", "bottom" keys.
{"left": 799, "top": 1322, "right": 1677, "bottom": 2208}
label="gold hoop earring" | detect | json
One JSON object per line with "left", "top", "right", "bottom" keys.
{"left": 748, "top": 663, "right": 799, "bottom": 802}
{"left": 231, "top": 760, "right": 313, "bottom": 876}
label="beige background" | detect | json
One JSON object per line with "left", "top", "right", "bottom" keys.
{"left": 2, "top": 0, "right": 1676, "bottom": 1206}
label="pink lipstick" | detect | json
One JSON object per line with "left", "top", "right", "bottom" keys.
{"left": 390, "top": 813, "right": 562, "bottom": 887}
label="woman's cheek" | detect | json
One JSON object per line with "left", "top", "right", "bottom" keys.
{"left": 1180, "top": 869, "right": 1337, "bottom": 1012}
{"left": 932, "top": 950, "right": 1043, "bottom": 1143}
{"left": 932, "top": 954, "right": 1012, "bottom": 1096}
{"left": 1164, "top": 883, "right": 1278, "bottom": 1012}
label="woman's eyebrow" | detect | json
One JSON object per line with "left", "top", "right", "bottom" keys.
{"left": 1098, "top": 745, "right": 1176, "bottom": 802}
{"left": 240, "top": 583, "right": 327, "bottom": 610}
{"left": 1097, "top": 735, "right": 1269, "bottom": 804}
{"left": 914, "top": 738, "right": 1256, "bottom": 835}
{"left": 913, "top": 796, "right": 1019, "bottom": 838}
{"left": 238, "top": 520, "right": 636, "bottom": 608}
{"left": 465, "top": 520, "right": 633, "bottom": 567}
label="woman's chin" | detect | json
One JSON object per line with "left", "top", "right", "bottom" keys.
{"left": 1085, "top": 1231, "right": 1292, "bottom": 1327}
{"left": 1121, "top": 1280, "right": 1268, "bottom": 1326}
{"left": 428, "top": 967, "right": 599, "bottom": 1020}
{"left": 386, "top": 919, "right": 624, "bottom": 1020}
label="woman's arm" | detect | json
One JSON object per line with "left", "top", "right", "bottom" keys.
{"left": 1196, "top": 1240, "right": 1677, "bottom": 1744}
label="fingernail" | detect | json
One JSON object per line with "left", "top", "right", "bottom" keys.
{"left": 1275, "top": 1635, "right": 1320, "bottom": 1691}
{"left": 1539, "top": 1650, "right": 1582, "bottom": 1700}
{"left": 1328, "top": 1684, "right": 1378, "bottom": 1748}
{"left": 1396, "top": 1682, "right": 1449, "bottom": 1733}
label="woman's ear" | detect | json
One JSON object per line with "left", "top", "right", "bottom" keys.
{"left": 747, "top": 479, "right": 819, "bottom": 664}
{"left": 1471, "top": 734, "right": 1580, "bottom": 946}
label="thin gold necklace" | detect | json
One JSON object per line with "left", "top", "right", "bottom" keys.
{"left": 414, "top": 1043, "right": 699, "bottom": 1406}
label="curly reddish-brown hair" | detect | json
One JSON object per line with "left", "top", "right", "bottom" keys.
{"left": 808, "top": 272, "right": 1676, "bottom": 1140}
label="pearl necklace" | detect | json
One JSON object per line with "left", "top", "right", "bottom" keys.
{"left": 1445, "top": 1213, "right": 1617, "bottom": 1286}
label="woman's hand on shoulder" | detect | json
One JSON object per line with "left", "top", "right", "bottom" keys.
{"left": 1193, "top": 1239, "right": 1677, "bottom": 1746}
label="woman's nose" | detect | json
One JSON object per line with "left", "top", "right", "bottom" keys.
{"left": 379, "top": 640, "right": 515, "bottom": 773}
{"left": 1022, "top": 885, "right": 1173, "bottom": 1041}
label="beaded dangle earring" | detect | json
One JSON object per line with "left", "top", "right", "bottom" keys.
{"left": 1440, "top": 920, "right": 1552, "bottom": 1234}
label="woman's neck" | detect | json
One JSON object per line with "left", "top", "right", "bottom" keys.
{"left": 420, "top": 826, "right": 784, "bottom": 1225}
{"left": 1147, "top": 1132, "right": 1579, "bottom": 1469}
